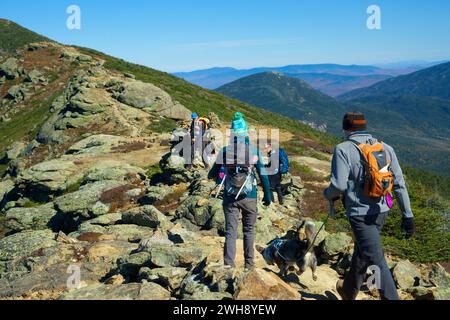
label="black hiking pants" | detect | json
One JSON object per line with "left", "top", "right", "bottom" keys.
{"left": 223, "top": 196, "right": 258, "bottom": 268}
{"left": 342, "top": 212, "right": 399, "bottom": 300}
{"left": 268, "top": 173, "right": 283, "bottom": 205}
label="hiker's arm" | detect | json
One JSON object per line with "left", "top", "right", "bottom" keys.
{"left": 389, "top": 149, "right": 414, "bottom": 218}
{"left": 207, "top": 161, "right": 220, "bottom": 180}
{"left": 324, "top": 146, "right": 350, "bottom": 201}
{"left": 256, "top": 154, "right": 272, "bottom": 204}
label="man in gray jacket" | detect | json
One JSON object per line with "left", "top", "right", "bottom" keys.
{"left": 324, "top": 112, "right": 415, "bottom": 300}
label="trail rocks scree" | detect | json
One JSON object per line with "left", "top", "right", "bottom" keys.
{"left": 0, "top": 38, "right": 447, "bottom": 301}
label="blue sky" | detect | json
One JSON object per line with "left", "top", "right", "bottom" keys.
{"left": 1, "top": 0, "right": 449, "bottom": 72}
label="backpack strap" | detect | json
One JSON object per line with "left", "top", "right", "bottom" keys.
{"left": 348, "top": 139, "right": 368, "bottom": 165}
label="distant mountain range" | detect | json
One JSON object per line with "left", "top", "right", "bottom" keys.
{"left": 216, "top": 62, "right": 450, "bottom": 174}
{"left": 173, "top": 62, "right": 442, "bottom": 96}
{"left": 216, "top": 72, "right": 346, "bottom": 133}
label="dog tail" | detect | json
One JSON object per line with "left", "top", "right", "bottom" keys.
{"left": 305, "top": 221, "right": 316, "bottom": 251}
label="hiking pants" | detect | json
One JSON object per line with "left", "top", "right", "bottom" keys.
{"left": 342, "top": 212, "right": 399, "bottom": 300}
{"left": 223, "top": 196, "right": 258, "bottom": 267}
{"left": 268, "top": 173, "right": 283, "bottom": 205}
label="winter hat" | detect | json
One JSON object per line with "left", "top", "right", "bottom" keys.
{"left": 343, "top": 112, "right": 367, "bottom": 131}
{"left": 191, "top": 113, "right": 198, "bottom": 120}
{"left": 231, "top": 112, "right": 248, "bottom": 137}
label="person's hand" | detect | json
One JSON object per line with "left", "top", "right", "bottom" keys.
{"left": 263, "top": 197, "right": 271, "bottom": 207}
{"left": 401, "top": 217, "right": 415, "bottom": 239}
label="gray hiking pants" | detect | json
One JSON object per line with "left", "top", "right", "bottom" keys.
{"left": 343, "top": 212, "right": 399, "bottom": 300}
{"left": 223, "top": 196, "right": 258, "bottom": 267}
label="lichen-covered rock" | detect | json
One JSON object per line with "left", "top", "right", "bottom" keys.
{"left": 25, "top": 69, "right": 46, "bottom": 84}
{"left": 122, "top": 205, "right": 168, "bottom": 229}
{"left": 168, "top": 223, "right": 200, "bottom": 244}
{"left": 82, "top": 160, "right": 145, "bottom": 183}
{"left": 319, "top": 232, "right": 353, "bottom": 262}
{"left": 117, "top": 81, "right": 191, "bottom": 120}
{"left": 4, "top": 203, "right": 58, "bottom": 232}
{"left": 0, "top": 229, "right": 56, "bottom": 263}
{"left": 234, "top": 268, "right": 301, "bottom": 300}
{"left": 17, "top": 159, "right": 82, "bottom": 198}
{"left": 0, "top": 179, "right": 15, "bottom": 207}
{"left": 138, "top": 266, "right": 189, "bottom": 291}
{"left": 392, "top": 260, "right": 421, "bottom": 289}
{"left": 55, "top": 180, "right": 124, "bottom": 219}
{"left": 0, "top": 58, "right": 21, "bottom": 79}
{"left": 140, "top": 184, "right": 173, "bottom": 205}
{"left": 145, "top": 244, "right": 206, "bottom": 268}
{"left": 6, "top": 85, "right": 29, "bottom": 102}
{"left": 59, "top": 282, "right": 171, "bottom": 300}
{"left": 66, "top": 135, "right": 126, "bottom": 155}
{"left": 428, "top": 263, "right": 450, "bottom": 288}
{"left": 4, "top": 141, "right": 26, "bottom": 162}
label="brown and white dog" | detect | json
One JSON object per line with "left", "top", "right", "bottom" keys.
{"left": 256, "top": 221, "right": 318, "bottom": 280}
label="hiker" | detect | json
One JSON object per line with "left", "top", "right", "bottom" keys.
{"left": 189, "top": 113, "right": 210, "bottom": 168}
{"left": 265, "top": 141, "right": 289, "bottom": 205}
{"left": 323, "top": 112, "right": 415, "bottom": 301}
{"left": 208, "top": 112, "right": 272, "bottom": 269}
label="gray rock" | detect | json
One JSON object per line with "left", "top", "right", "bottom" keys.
{"left": 0, "top": 58, "right": 20, "bottom": 79}
{"left": 145, "top": 244, "right": 206, "bottom": 268}
{"left": 82, "top": 160, "right": 145, "bottom": 183}
{"left": 140, "top": 185, "right": 173, "bottom": 205}
{"left": 122, "top": 205, "right": 167, "bottom": 229}
{"left": 4, "top": 203, "right": 58, "bottom": 232}
{"left": 0, "top": 229, "right": 57, "bottom": 263}
{"left": 66, "top": 135, "right": 126, "bottom": 155}
{"left": 0, "top": 179, "right": 15, "bottom": 207}
{"left": 168, "top": 223, "right": 200, "bottom": 244}
{"left": 392, "top": 260, "right": 421, "bottom": 289}
{"left": 59, "top": 282, "right": 171, "bottom": 300}
{"left": 117, "top": 81, "right": 191, "bottom": 120}
{"left": 428, "top": 263, "right": 450, "bottom": 288}
{"left": 6, "top": 85, "right": 29, "bottom": 102}
{"left": 138, "top": 266, "right": 189, "bottom": 290}
{"left": 4, "top": 141, "right": 26, "bottom": 162}
{"left": 55, "top": 180, "right": 124, "bottom": 218}
{"left": 25, "top": 69, "right": 46, "bottom": 84}
{"left": 117, "top": 252, "right": 152, "bottom": 277}
{"left": 17, "top": 159, "right": 82, "bottom": 198}
{"left": 319, "top": 232, "right": 353, "bottom": 262}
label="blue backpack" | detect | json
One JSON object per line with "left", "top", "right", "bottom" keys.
{"left": 279, "top": 148, "right": 289, "bottom": 174}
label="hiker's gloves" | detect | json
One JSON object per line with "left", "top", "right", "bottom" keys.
{"left": 401, "top": 217, "right": 415, "bottom": 239}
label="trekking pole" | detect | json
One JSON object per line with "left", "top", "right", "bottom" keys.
{"left": 214, "top": 174, "right": 226, "bottom": 198}
{"left": 328, "top": 200, "right": 336, "bottom": 218}
{"left": 235, "top": 174, "right": 251, "bottom": 200}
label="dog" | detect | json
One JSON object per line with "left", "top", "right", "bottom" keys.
{"left": 256, "top": 221, "right": 318, "bottom": 281}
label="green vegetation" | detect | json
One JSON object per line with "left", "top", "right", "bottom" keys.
{"left": 0, "top": 19, "right": 51, "bottom": 54}
{"left": 77, "top": 47, "right": 338, "bottom": 149}
{"left": 64, "top": 179, "right": 83, "bottom": 194}
{"left": 149, "top": 117, "right": 177, "bottom": 133}
{"left": 0, "top": 91, "right": 61, "bottom": 156}
{"left": 290, "top": 160, "right": 315, "bottom": 176}
{"left": 318, "top": 167, "right": 450, "bottom": 263}
{"left": 21, "top": 200, "right": 46, "bottom": 208}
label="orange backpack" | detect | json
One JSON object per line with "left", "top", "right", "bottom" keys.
{"left": 350, "top": 140, "right": 394, "bottom": 198}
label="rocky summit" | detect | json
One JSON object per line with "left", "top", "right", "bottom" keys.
{"left": 0, "top": 39, "right": 448, "bottom": 301}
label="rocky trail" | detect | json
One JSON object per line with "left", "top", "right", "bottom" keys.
{"left": 0, "top": 43, "right": 448, "bottom": 300}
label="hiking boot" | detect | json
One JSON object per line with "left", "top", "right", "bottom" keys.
{"left": 336, "top": 279, "right": 351, "bottom": 300}
{"left": 244, "top": 263, "right": 255, "bottom": 272}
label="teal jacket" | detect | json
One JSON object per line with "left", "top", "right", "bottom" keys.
{"left": 208, "top": 142, "right": 272, "bottom": 203}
